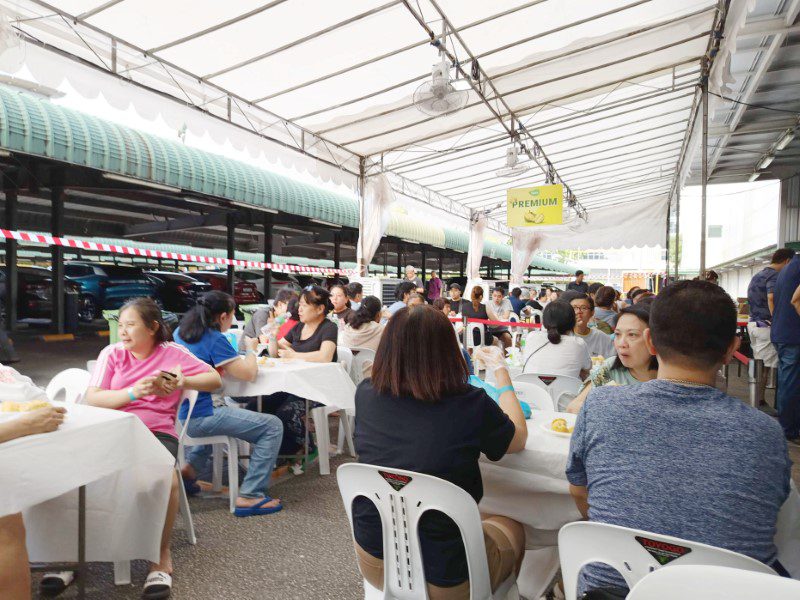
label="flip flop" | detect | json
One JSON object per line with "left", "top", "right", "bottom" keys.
{"left": 142, "top": 571, "right": 172, "bottom": 599}
{"left": 234, "top": 497, "right": 283, "bottom": 517}
{"left": 39, "top": 571, "right": 74, "bottom": 597}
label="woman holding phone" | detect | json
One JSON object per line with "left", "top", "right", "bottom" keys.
{"left": 84, "top": 297, "right": 221, "bottom": 600}
{"left": 173, "top": 291, "right": 284, "bottom": 517}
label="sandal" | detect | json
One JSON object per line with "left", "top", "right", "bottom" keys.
{"left": 234, "top": 496, "right": 283, "bottom": 517}
{"left": 40, "top": 571, "right": 74, "bottom": 597}
{"left": 142, "top": 571, "right": 172, "bottom": 599}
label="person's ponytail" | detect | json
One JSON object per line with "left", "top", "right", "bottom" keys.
{"left": 179, "top": 290, "right": 236, "bottom": 344}
{"left": 547, "top": 325, "right": 562, "bottom": 344}
{"left": 541, "top": 300, "right": 575, "bottom": 346}
{"left": 348, "top": 296, "right": 382, "bottom": 330}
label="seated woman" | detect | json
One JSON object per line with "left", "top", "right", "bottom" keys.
{"left": 0, "top": 404, "right": 66, "bottom": 600}
{"left": 84, "top": 297, "right": 221, "bottom": 600}
{"left": 172, "top": 291, "right": 284, "bottom": 516}
{"left": 352, "top": 306, "right": 528, "bottom": 598}
{"left": 522, "top": 300, "right": 591, "bottom": 380}
{"left": 240, "top": 288, "right": 297, "bottom": 352}
{"left": 339, "top": 296, "right": 384, "bottom": 352}
{"left": 330, "top": 284, "right": 354, "bottom": 325}
{"left": 592, "top": 286, "right": 618, "bottom": 334}
{"left": 266, "top": 285, "right": 338, "bottom": 455}
{"left": 567, "top": 304, "right": 658, "bottom": 414}
{"left": 461, "top": 286, "right": 503, "bottom": 348}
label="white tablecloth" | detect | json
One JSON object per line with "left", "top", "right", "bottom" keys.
{"left": 479, "top": 411, "right": 800, "bottom": 577}
{"left": 479, "top": 411, "right": 581, "bottom": 549}
{"left": 221, "top": 360, "right": 356, "bottom": 410}
{"left": 0, "top": 402, "right": 174, "bottom": 563}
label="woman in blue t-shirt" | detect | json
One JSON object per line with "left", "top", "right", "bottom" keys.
{"left": 173, "top": 291, "right": 284, "bottom": 517}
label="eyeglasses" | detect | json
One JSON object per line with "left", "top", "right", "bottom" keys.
{"left": 573, "top": 306, "right": 592, "bottom": 312}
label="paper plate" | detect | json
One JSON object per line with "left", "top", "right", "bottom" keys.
{"left": 538, "top": 414, "right": 577, "bottom": 438}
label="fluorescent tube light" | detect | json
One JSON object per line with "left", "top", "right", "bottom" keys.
{"left": 776, "top": 130, "right": 794, "bottom": 151}
{"left": 756, "top": 155, "right": 774, "bottom": 170}
{"left": 748, "top": 172, "right": 760, "bottom": 182}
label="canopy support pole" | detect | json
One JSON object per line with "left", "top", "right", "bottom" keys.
{"left": 396, "top": 243, "right": 402, "bottom": 278}
{"left": 4, "top": 173, "right": 18, "bottom": 331}
{"left": 421, "top": 246, "right": 426, "bottom": 284}
{"left": 674, "top": 188, "right": 681, "bottom": 280}
{"left": 334, "top": 233, "right": 341, "bottom": 271}
{"left": 51, "top": 171, "right": 65, "bottom": 334}
{"left": 383, "top": 245, "right": 388, "bottom": 276}
{"left": 263, "top": 213, "right": 273, "bottom": 299}
{"left": 665, "top": 193, "right": 672, "bottom": 278}
{"left": 459, "top": 255, "right": 465, "bottom": 278}
{"left": 356, "top": 157, "right": 367, "bottom": 276}
{"left": 700, "top": 60, "right": 709, "bottom": 276}
{"left": 226, "top": 212, "right": 235, "bottom": 296}
{"left": 438, "top": 251, "right": 444, "bottom": 279}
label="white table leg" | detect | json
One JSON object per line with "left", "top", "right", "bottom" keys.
{"left": 113, "top": 561, "right": 131, "bottom": 585}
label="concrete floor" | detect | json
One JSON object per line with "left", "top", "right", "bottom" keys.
{"left": 7, "top": 327, "right": 798, "bottom": 599}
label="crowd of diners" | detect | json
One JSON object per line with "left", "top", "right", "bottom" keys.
{"left": 1, "top": 258, "right": 798, "bottom": 599}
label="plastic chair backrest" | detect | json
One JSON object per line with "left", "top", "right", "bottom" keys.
{"left": 337, "top": 346, "right": 354, "bottom": 375}
{"left": 45, "top": 368, "right": 91, "bottom": 404}
{"left": 559, "top": 522, "right": 777, "bottom": 600}
{"left": 175, "top": 390, "right": 199, "bottom": 443}
{"left": 349, "top": 347, "right": 376, "bottom": 385}
{"left": 466, "top": 322, "right": 485, "bottom": 348}
{"left": 511, "top": 381, "right": 556, "bottom": 412}
{"left": 626, "top": 564, "right": 799, "bottom": 599}
{"left": 337, "top": 463, "right": 493, "bottom": 599}
{"left": 527, "top": 309, "right": 543, "bottom": 324}
{"left": 513, "top": 373, "right": 582, "bottom": 409}
{"left": 86, "top": 360, "right": 97, "bottom": 374}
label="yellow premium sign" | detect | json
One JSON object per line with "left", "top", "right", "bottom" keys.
{"left": 507, "top": 184, "right": 564, "bottom": 227}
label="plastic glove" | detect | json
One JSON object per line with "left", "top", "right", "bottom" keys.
{"left": 473, "top": 346, "right": 508, "bottom": 374}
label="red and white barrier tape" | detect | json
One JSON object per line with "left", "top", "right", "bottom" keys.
{"left": 0, "top": 229, "right": 353, "bottom": 276}
{"left": 449, "top": 316, "right": 542, "bottom": 329}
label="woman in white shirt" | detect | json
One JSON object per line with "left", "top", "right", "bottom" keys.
{"left": 522, "top": 300, "right": 591, "bottom": 380}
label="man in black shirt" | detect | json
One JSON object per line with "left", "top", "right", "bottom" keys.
{"left": 448, "top": 283, "right": 466, "bottom": 314}
{"left": 566, "top": 270, "right": 589, "bottom": 294}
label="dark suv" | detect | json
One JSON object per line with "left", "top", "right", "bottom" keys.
{"left": 0, "top": 266, "right": 81, "bottom": 320}
{"left": 64, "top": 262, "right": 159, "bottom": 320}
{"left": 146, "top": 271, "right": 211, "bottom": 313}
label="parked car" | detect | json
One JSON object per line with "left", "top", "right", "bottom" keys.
{"left": 64, "top": 261, "right": 159, "bottom": 321}
{"left": 237, "top": 270, "right": 302, "bottom": 300}
{"left": 0, "top": 266, "right": 81, "bottom": 320}
{"left": 190, "top": 271, "right": 262, "bottom": 307}
{"left": 145, "top": 271, "right": 211, "bottom": 314}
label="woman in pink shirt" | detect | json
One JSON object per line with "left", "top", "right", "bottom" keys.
{"left": 84, "top": 298, "right": 220, "bottom": 600}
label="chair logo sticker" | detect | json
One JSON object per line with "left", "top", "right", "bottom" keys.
{"left": 635, "top": 536, "right": 692, "bottom": 565}
{"left": 379, "top": 471, "right": 412, "bottom": 492}
{"left": 507, "top": 184, "right": 563, "bottom": 227}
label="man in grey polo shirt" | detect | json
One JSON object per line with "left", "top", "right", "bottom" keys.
{"left": 567, "top": 281, "right": 791, "bottom": 597}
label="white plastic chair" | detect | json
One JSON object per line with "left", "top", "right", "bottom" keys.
{"left": 513, "top": 373, "right": 582, "bottom": 412}
{"left": 508, "top": 313, "right": 522, "bottom": 348}
{"left": 178, "top": 391, "right": 240, "bottom": 514}
{"left": 528, "top": 309, "right": 543, "bottom": 325}
{"left": 466, "top": 322, "right": 486, "bottom": 349}
{"left": 114, "top": 390, "right": 198, "bottom": 587}
{"left": 85, "top": 359, "right": 97, "bottom": 374}
{"left": 559, "top": 522, "right": 777, "bottom": 600}
{"left": 338, "top": 346, "right": 354, "bottom": 375}
{"left": 337, "top": 463, "right": 520, "bottom": 599}
{"left": 511, "top": 381, "right": 556, "bottom": 412}
{"left": 349, "top": 347, "right": 377, "bottom": 386}
{"left": 45, "top": 368, "right": 91, "bottom": 404}
{"left": 627, "top": 564, "right": 800, "bottom": 599}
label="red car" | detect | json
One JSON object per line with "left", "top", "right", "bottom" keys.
{"left": 190, "top": 271, "right": 263, "bottom": 307}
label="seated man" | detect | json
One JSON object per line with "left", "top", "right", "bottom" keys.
{"left": 386, "top": 281, "right": 417, "bottom": 317}
{"left": 566, "top": 280, "right": 792, "bottom": 597}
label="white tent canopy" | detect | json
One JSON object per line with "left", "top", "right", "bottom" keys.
{"left": 0, "top": 0, "right": 735, "bottom": 248}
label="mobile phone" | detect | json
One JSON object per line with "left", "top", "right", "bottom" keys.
{"left": 160, "top": 370, "right": 177, "bottom": 380}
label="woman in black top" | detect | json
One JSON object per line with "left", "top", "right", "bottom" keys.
{"left": 352, "top": 305, "right": 528, "bottom": 597}
{"left": 265, "top": 285, "right": 338, "bottom": 454}
{"left": 460, "top": 286, "right": 502, "bottom": 348}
